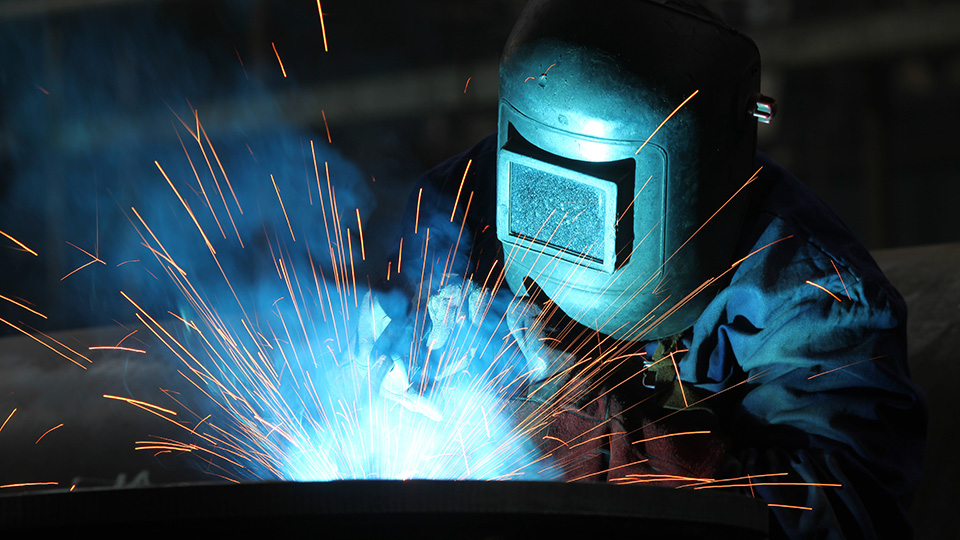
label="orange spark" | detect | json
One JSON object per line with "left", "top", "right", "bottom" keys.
{"left": 632, "top": 430, "right": 711, "bottom": 445}
{"left": 1, "top": 482, "right": 58, "bottom": 489}
{"left": 682, "top": 472, "right": 789, "bottom": 489}
{"left": 88, "top": 346, "right": 146, "bottom": 354}
{"left": 35, "top": 423, "right": 64, "bottom": 444}
{"left": 316, "top": 1, "right": 329, "bottom": 52}
{"left": 612, "top": 473, "right": 714, "bottom": 485}
{"left": 234, "top": 47, "right": 248, "bottom": 79}
{"left": 198, "top": 119, "right": 244, "bottom": 216}
{"left": 0, "top": 294, "right": 46, "bottom": 319}
{"left": 154, "top": 161, "right": 217, "bottom": 255}
{"left": 463, "top": 76, "right": 471, "bottom": 93}
{"left": 831, "top": 259, "right": 851, "bottom": 300}
{"left": 566, "top": 459, "right": 652, "bottom": 482}
{"left": 805, "top": 280, "right": 842, "bottom": 302}
{"left": 355, "top": 208, "right": 367, "bottom": 260}
{"left": 450, "top": 158, "right": 473, "bottom": 222}
{"left": 542, "top": 435, "right": 569, "bottom": 447}
{"left": 670, "top": 351, "right": 688, "bottom": 408}
{"left": 130, "top": 207, "right": 188, "bottom": 277}
{"left": 568, "top": 431, "right": 627, "bottom": 450}
{"left": 310, "top": 144, "right": 334, "bottom": 253}
{"left": 693, "top": 481, "right": 842, "bottom": 490}
{"left": 347, "top": 230, "right": 358, "bottom": 305}
{"left": 35, "top": 85, "right": 50, "bottom": 95}
{"left": 415, "top": 188, "right": 423, "bottom": 234}
{"left": 116, "top": 259, "right": 140, "bottom": 267}
{"left": 60, "top": 259, "right": 98, "bottom": 281}
{"left": 446, "top": 190, "right": 473, "bottom": 283}
{"left": 103, "top": 394, "right": 178, "bottom": 416}
{"left": 65, "top": 241, "right": 105, "bottom": 265}
{"left": 659, "top": 167, "right": 763, "bottom": 276}
{"left": 523, "top": 64, "right": 558, "bottom": 84}
{"left": 617, "top": 175, "right": 653, "bottom": 224}
{"left": 731, "top": 235, "right": 795, "bottom": 268}
{"left": 272, "top": 174, "right": 296, "bottom": 242}
{"left": 31, "top": 326, "right": 92, "bottom": 363}
{"left": 0, "top": 318, "right": 88, "bottom": 369}
{"left": 397, "top": 237, "right": 404, "bottom": 273}
{"left": 173, "top": 124, "right": 227, "bottom": 240}
{"left": 0, "top": 408, "right": 16, "bottom": 434}
{"left": 272, "top": 42, "right": 287, "bottom": 78}
{"left": 321, "top": 110, "right": 332, "bottom": 143}
{"left": 768, "top": 503, "right": 813, "bottom": 511}
{"left": 191, "top": 414, "right": 212, "bottom": 435}
{"left": 635, "top": 89, "right": 699, "bottom": 155}
{"left": 0, "top": 230, "right": 38, "bottom": 256}
{"left": 808, "top": 355, "right": 886, "bottom": 380}
{"left": 116, "top": 329, "right": 139, "bottom": 346}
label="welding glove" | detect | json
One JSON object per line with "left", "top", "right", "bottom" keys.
{"left": 421, "top": 277, "right": 485, "bottom": 378}
{"left": 506, "top": 279, "right": 577, "bottom": 401}
{"left": 350, "top": 290, "right": 441, "bottom": 421}
{"left": 352, "top": 278, "right": 484, "bottom": 421}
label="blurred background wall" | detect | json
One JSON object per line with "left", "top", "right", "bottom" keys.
{"left": 1, "top": 0, "right": 957, "bottom": 326}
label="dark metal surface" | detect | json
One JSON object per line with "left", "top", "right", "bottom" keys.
{"left": 0, "top": 480, "right": 769, "bottom": 538}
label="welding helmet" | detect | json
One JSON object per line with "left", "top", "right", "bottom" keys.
{"left": 496, "top": 0, "right": 769, "bottom": 341}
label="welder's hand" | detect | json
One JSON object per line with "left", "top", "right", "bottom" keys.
{"left": 353, "top": 290, "right": 393, "bottom": 376}
{"left": 421, "top": 277, "right": 483, "bottom": 380}
{"left": 348, "top": 291, "right": 442, "bottom": 420}
{"left": 352, "top": 283, "right": 488, "bottom": 422}
{"left": 506, "top": 281, "right": 576, "bottom": 401}
{"left": 377, "top": 355, "right": 443, "bottom": 421}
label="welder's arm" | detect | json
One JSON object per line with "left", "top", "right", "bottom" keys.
{"left": 505, "top": 280, "right": 577, "bottom": 400}
{"left": 715, "top": 272, "right": 925, "bottom": 539}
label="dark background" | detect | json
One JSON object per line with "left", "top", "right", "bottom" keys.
{"left": 1, "top": 0, "right": 958, "bottom": 328}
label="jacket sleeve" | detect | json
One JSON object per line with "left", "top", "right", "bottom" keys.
{"left": 685, "top": 221, "right": 926, "bottom": 539}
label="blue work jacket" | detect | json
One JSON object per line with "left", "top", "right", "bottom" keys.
{"left": 382, "top": 134, "right": 926, "bottom": 539}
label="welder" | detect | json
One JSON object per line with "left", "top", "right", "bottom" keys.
{"left": 351, "top": 1, "right": 926, "bottom": 537}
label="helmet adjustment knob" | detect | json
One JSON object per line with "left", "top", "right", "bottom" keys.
{"left": 750, "top": 93, "right": 777, "bottom": 124}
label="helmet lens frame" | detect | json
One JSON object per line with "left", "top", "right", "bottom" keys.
{"left": 498, "top": 148, "right": 626, "bottom": 274}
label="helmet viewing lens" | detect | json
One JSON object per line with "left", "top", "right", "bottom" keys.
{"left": 498, "top": 124, "right": 636, "bottom": 274}
{"left": 507, "top": 162, "right": 607, "bottom": 261}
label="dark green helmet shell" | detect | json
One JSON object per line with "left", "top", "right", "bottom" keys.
{"left": 496, "top": 0, "right": 761, "bottom": 340}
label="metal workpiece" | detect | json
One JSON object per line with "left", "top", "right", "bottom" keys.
{"left": 0, "top": 480, "right": 769, "bottom": 538}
